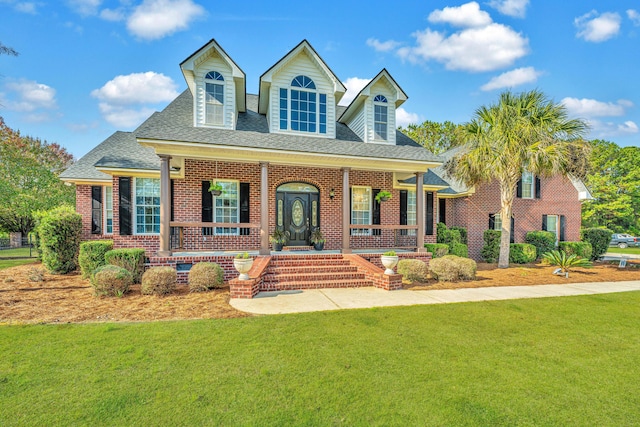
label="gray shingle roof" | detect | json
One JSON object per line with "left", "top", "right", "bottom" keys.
{"left": 400, "top": 169, "right": 451, "bottom": 187}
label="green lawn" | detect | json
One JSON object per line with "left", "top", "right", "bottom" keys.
{"left": 608, "top": 246, "right": 640, "bottom": 255}
{"left": 0, "top": 258, "right": 37, "bottom": 270}
{"left": 0, "top": 247, "right": 38, "bottom": 258}
{"left": 2, "top": 293, "right": 640, "bottom": 425}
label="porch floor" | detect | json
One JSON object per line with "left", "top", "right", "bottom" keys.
{"left": 171, "top": 248, "right": 420, "bottom": 257}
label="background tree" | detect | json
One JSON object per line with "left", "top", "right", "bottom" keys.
{"left": 399, "top": 120, "right": 465, "bottom": 154}
{"left": 445, "top": 90, "right": 589, "bottom": 268}
{"left": 0, "top": 117, "right": 75, "bottom": 236}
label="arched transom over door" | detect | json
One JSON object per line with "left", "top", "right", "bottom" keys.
{"left": 276, "top": 182, "right": 320, "bottom": 246}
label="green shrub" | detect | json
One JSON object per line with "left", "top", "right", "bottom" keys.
{"left": 429, "top": 255, "right": 477, "bottom": 282}
{"left": 36, "top": 206, "right": 82, "bottom": 274}
{"left": 436, "top": 222, "right": 448, "bottom": 244}
{"left": 105, "top": 248, "right": 145, "bottom": 283}
{"left": 524, "top": 231, "right": 556, "bottom": 259}
{"left": 397, "top": 259, "right": 428, "bottom": 282}
{"left": 90, "top": 265, "right": 133, "bottom": 297}
{"left": 188, "top": 262, "right": 225, "bottom": 292}
{"left": 141, "top": 266, "right": 177, "bottom": 295}
{"left": 449, "top": 226, "right": 468, "bottom": 244}
{"left": 481, "top": 230, "right": 501, "bottom": 263}
{"left": 449, "top": 243, "right": 468, "bottom": 258}
{"left": 424, "top": 243, "right": 449, "bottom": 258}
{"left": 581, "top": 228, "right": 613, "bottom": 260}
{"left": 78, "top": 240, "right": 114, "bottom": 279}
{"left": 559, "top": 241, "right": 593, "bottom": 260}
{"left": 509, "top": 243, "right": 537, "bottom": 264}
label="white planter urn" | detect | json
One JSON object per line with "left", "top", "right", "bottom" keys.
{"left": 380, "top": 255, "right": 399, "bottom": 275}
{"left": 233, "top": 258, "right": 254, "bottom": 281}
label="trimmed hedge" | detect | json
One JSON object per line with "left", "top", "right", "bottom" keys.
{"left": 424, "top": 243, "right": 449, "bottom": 258}
{"left": 524, "top": 231, "right": 556, "bottom": 259}
{"left": 36, "top": 206, "right": 82, "bottom": 274}
{"left": 449, "top": 243, "right": 468, "bottom": 258}
{"left": 188, "top": 262, "right": 225, "bottom": 292}
{"left": 581, "top": 228, "right": 613, "bottom": 260}
{"left": 78, "top": 240, "right": 114, "bottom": 279}
{"left": 481, "top": 230, "right": 501, "bottom": 263}
{"left": 429, "top": 255, "right": 476, "bottom": 282}
{"left": 559, "top": 241, "right": 593, "bottom": 260}
{"left": 141, "top": 266, "right": 177, "bottom": 295}
{"left": 436, "top": 223, "right": 467, "bottom": 257}
{"left": 105, "top": 248, "right": 145, "bottom": 283}
{"left": 509, "top": 243, "right": 537, "bottom": 264}
{"left": 397, "top": 259, "right": 428, "bottom": 283}
{"left": 90, "top": 265, "right": 133, "bottom": 297}
{"left": 449, "top": 226, "right": 468, "bottom": 245}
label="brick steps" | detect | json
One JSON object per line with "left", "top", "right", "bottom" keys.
{"left": 266, "top": 264, "right": 358, "bottom": 275}
{"left": 261, "top": 279, "right": 373, "bottom": 291}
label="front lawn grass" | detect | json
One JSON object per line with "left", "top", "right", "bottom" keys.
{"left": 2, "top": 292, "right": 640, "bottom": 425}
{"left": 0, "top": 247, "right": 38, "bottom": 258}
{"left": 608, "top": 246, "right": 640, "bottom": 255}
{"left": 0, "top": 258, "right": 36, "bottom": 270}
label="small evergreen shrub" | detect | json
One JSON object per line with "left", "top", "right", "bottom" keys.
{"left": 449, "top": 226, "right": 468, "bottom": 244}
{"left": 105, "top": 248, "right": 146, "bottom": 283}
{"left": 429, "top": 255, "right": 476, "bottom": 282}
{"left": 436, "top": 222, "right": 448, "bottom": 244}
{"left": 188, "top": 262, "right": 225, "bottom": 292}
{"left": 90, "top": 265, "right": 133, "bottom": 297}
{"left": 509, "top": 243, "right": 537, "bottom": 264}
{"left": 141, "top": 266, "right": 177, "bottom": 295}
{"left": 78, "top": 240, "right": 114, "bottom": 279}
{"left": 449, "top": 243, "right": 468, "bottom": 258}
{"left": 581, "top": 228, "right": 613, "bottom": 260}
{"left": 481, "top": 230, "right": 501, "bottom": 263}
{"left": 397, "top": 259, "right": 428, "bottom": 282}
{"left": 559, "top": 241, "right": 593, "bottom": 260}
{"left": 524, "top": 231, "right": 556, "bottom": 259}
{"left": 36, "top": 206, "right": 82, "bottom": 274}
{"left": 424, "top": 243, "right": 449, "bottom": 258}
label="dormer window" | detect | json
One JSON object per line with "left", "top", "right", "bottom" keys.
{"left": 205, "top": 71, "right": 224, "bottom": 126}
{"left": 279, "top": 75, "right": 327, "bottom": 134}
{"left": 374, "top": 94, "right": 388, "bottom": 141}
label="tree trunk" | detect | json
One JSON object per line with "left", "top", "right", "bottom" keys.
{"left": 498, "top": 181, "right": 515, "bottom": 268}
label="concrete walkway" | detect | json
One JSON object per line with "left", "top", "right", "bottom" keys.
{"left": 230, "top": 280, "right": 640, "bottom": 315}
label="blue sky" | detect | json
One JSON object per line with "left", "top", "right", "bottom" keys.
{"left": 1, "top": 0, "right": 639, "bottom": 158}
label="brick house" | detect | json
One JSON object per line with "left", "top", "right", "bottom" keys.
{"left": 60, "top": 39, "right": 589, "bottom": 297}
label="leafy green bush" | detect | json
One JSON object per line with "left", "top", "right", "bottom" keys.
{"left": 558, "top": 241, "right": 593, "bottom": 260}
{"left": 509, "top": 243, "right": 537, "bottom": 264}
{"left": 105, "top": 248, "right": 145, "bottom": 283}
{"left": 90, "top": 265, "right": 133, "bottom": 297}
{"left": 449, "top": 243, "right": 468, "bottom": 258}
{"left": 436, "top": 222, "right": 448, "bottom": 244}
{"left": 481, "top": 230, "right": 501, "bottom": 263}
{"left": 542, "top": 250, "right": 593, "bottom": 274}
{"left": 36, "top": 206, "right": 82, "bottom": 274}
{"left": 581, "top": 228, "right": 613, "bottom": 260}
{"left": 429, "top": 255, "right": 476, "bottom": 282}
{"left": 141, "top": 266, "right": 177, "bottom": 295}
{"left": 524, "top": 231, "right": 556, "bottom": 259}
{"left": 424, "top": 243, "right": 449, "bottom": 258}
{"left": 397, "top": 259, "right": 428, "bottom": 282}
{"left": 78, "top": 240, "right": 113, "bottom": 279}
{"left": 188, "top": 262, "right": 225, "bottom": 292}
{"left": 449, "top": 226, "right": 467, "bottom": 244}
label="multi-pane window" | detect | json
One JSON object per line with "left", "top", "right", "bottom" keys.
{"left": 407, "top": 189, "right": 416, "bottom": 236}
{"left": 521, "top": 171, "right": 534, "bottom": 199}
{"left": 205, "top": 71, "right": 224, "bottom": 125}
{"left": 279, "top": 75, "right": 327, "bottom": 134}
{"left": 105, "top": 186, "right": 113, "bottom": 234}
{"left": 214, "top": 180, "right": 239, "bottom": 235}
{"left": 135, "top": 178, "right": 160, "bottom": 234}
{"left": 546, "top": 214, "right": 559, "bottom": 242}
{"left": 351, "top": 186, "right": 371, "bottom": 236}
{"left": 291, "top": 89, "right": 316, "bottom": 132}
{"left": 493, "top": 213, "right": 502, "bottom": 230}
{"left": 374, "top": 94, "right": 388, "bottom": 141}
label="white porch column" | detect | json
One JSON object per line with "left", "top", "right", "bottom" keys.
{"left": 259, "top": 162, "right": 270, "bottom": 255}
{"left": 416, "top": 171, "right": 426, "bottom": 252}
{"left": 341, "top": 167, "right": 351, "bottom": 254}
{"left": 157, "top": 155, "right": 172, "bottom": 256}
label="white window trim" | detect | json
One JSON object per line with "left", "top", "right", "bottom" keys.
{"left": 351, "top": 185, "right": 372, "bottom": 236}
{"left": 133, "top": 177, "right": 161, "bottom": 236}
{"left": 493, "top": 213, "right": 502, "bottom": 231}
{"left": 521, "top": 171, "right": 534, "bottom": 199}
{"left": 104, "top": 186, "right": 113, "bottom": 235}
{"left": 278, "top": 80, "right": 328, "bottom": 136}
{"left": 214, "top": 179, "right": 240, "bottom": 236}
{"left": 546, "top": 214, "right": 560, "bottom": 244}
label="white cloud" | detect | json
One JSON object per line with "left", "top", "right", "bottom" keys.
{"left": 97, "top": 103, "right": 155, "bottom": 128}
{"left": 488, "top": 0, "right": 529, "bottom": 18}
{"left": 66, "top": 0, "right": 102, "bottom": 16}
{"left": 588, "top": 119, "right": 639, "bottom": 138}
{"left": 396, "top": 108, "right": 421, "bottom": 128}
{"left": 339, "top": 77, "right": 371, "bottom": 106}
{"left": 575, "top": 11, "right": 621, "bottom": 42}
{"left": 428, "top": 2, "right": 492, "bottom": 28}
{"left": 366, "top": 38, "right": 400, "bottom": 53}
{"left": 14, "top": 2, "right": 37, "bottom": 14}
{"left": 2, "top": 78, "right": 58, "bottom": 112}
{"left": 481, "top": 67, "right": 542, "bottom": 91}
{"left": 628, "top": 9, "right": 640, "bottom": 26}
{"left": 100, "top": 7, "right": 126, "bottom": 22}
{"left": 561, "top": 97, "right": 631, "bottom": 118}
{"left": 127, "top": 0, "right": 205, "bottom": 40}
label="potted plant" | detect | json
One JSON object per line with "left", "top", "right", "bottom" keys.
{"left": 269, "top": 229, "right": 287, "bottom": 251}
{"left": 375, "top": 190, "right": 392, "bottom": 203}
{"left": 380, "top": 250, "right": 399, "bottom": 275}
{"left": 310, "top": 228, "right": 325, "bottom": 251}
{"left": 233, "top": 252, "right": 253, "bottom": 280}
{"left": 209, "top": 180, "right": 224, "bottom": 196}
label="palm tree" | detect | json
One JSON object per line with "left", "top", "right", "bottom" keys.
{"left": 445, "top": 90, "right": 590, "bottom": 268}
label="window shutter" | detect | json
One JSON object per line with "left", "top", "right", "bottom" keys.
{"left": 426, "top": 192, "right": 434, "bottom": 235}
{"left": 372, "top": 189, "right": 381, "bottom": 236}
{"left": 559, "top": 215, "right": 566, "bottom": 241}
{"left": 510, "top": 216, "right": 515, "bottom": 243}
{"left": 488, "top": 213, "right": 495, "bottom": 230}
{"left": 516, "top": 179, "right": 522, "bottom": 198}
{"left": 399, "top": 190, "right": 408, "bottom": 236}
{"left": 439, "top": 198, "right": 446, "bottom": 225}
{"left": 118, "top": 177, "right": 132, "bottom": 236}
{"left": 542, "top": 214, "right": 548, "bottom": 231}
{"left": 349, "top": 187, "right": 352, "bottom": 236}
{"left": 535, "top": 177, "right": 541, "bottom": 199}
{"left": 91, "top": 186, "right": 102, "bottom": 234}
{"left": 170, "top": 179, "right": 175, "bottom": 222}
{"left": 239, "top": 182, "right": 250, "bottom": 236}
{"left": 202, "top": 181, "right": 213, "bottom": 222}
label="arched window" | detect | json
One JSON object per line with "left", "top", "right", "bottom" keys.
{"left": 279, "top": 75, "right": 327, "bottom": 134}
{"left": 205, "top": 71, "right": 224, "bottom": 125}
{"left": 373, "top": 94, "right": 388, "bottom": 141}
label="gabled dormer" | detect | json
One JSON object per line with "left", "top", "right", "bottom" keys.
{"left": 338, "top": 69, "right": 408, "bottom": 145}
{"left": 180, "top": 39, "right": 246, "bottom": 129}
{"left": 258, "top": 40, "right": 346, "bottom": 138}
